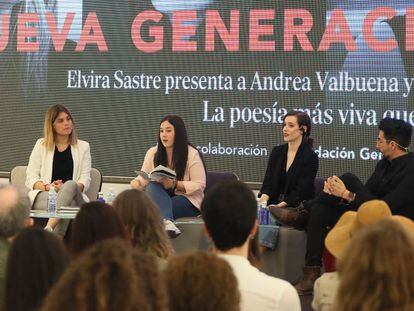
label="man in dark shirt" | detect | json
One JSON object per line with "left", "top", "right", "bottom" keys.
{"left": 294, "top": 117, "right": 414, "bottom": 295}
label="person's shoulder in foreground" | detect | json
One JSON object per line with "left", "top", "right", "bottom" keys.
{"left": 201, "top": 180, "right": 301, "bottom": 311}
{"left": 220, "top": 253, "right": 301, "bottom": 311}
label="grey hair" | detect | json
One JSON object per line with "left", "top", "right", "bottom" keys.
{"left": 0, "top": 184, "right": 30, "bottom": 238}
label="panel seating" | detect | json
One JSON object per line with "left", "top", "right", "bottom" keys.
{"left": 9, "top": 165, "right": 103, "bottom": 201}
{"left": 171, "top": 176, "right": 326, "bottom": 283}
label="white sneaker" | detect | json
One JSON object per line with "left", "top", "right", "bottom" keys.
{"left": 164, "top": 220, "right": 181, "bottom": 238}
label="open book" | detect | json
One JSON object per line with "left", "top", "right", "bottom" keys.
{"left": 135, "top": 165, "right": 177, "bottom": 182}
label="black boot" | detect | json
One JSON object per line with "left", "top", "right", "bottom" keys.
{"left": 294, "top": 266, "right": 321, "bottom": 296}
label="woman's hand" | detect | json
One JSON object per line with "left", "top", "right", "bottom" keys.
{"left": 34, "top": 181, "right": 49, "bottom": 191}
{"left": 158, "top": 177, "right": 175, "bottom": 190}
{"left": 259, "top": 194, "right": 269, "bottom": 205}
{"left": 53, "top": 180, "right": 63, "bottom": 192}
{"left": 130, "top": 178, "right": 147, "bottom": 190}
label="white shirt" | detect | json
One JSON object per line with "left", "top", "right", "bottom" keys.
{"left": 219, "top": 254, "right": 301, "bottom": 311}
{"left": 312, "top": 272, "right": 339, "bottom": 311}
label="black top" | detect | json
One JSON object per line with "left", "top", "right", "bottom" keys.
{"left": 356, "top": 152, "right": 414, "bottom": 218}
{"left": 52, "top": 145, "right": 74, "bottom": 183}
{"left": 260, "top": 142, "right": 319, "bottom": 206}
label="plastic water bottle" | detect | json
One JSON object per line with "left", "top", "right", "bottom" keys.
{"left": 97, "top": 192, "right": 105, "bottom": 203}
{"left": 106, "top": 188, "right": 116, "bottom": 205}
{"left": 257, "top": 202, "right": 263, "bottom": 224}
{"left": 47, "top": 186, "right": 57, "bottom": 215}
{"left": 263, "top": 204, "right": 270, "bottom": 225}
{"left": 258, "top": 202, "right": 269, "bottom": 225}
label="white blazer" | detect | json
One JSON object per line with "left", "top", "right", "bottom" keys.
{"left": 26, "top": 138, "right": 92, "bottom": 205}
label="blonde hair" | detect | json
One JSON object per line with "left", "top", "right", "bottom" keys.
{"left": 165, "top": 251, "right": 240, "bottom": 311}
{"left": 334, "top": 219, "right": 414, "bottom": 311}
{"left": 43, "top": 105, "right": 78, "bottom": 150}
{"left": 112, "top": 189, "right": 172, "bottom": 259}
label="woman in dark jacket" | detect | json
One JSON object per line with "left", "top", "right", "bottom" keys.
{"left": 259, "top": 111, "right": 318, "bottom": 230}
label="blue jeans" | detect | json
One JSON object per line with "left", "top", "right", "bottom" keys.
{"left": 258, "top": 213, "right": 280, "bottom": 250}
{"left": 145, "top": 182, "right": 200, "bottom": 220}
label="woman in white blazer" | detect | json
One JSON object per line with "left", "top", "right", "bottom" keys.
{"left": 26, "top": 105, "right": 91, "bottom": 235}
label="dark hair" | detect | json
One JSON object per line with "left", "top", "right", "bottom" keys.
{"left": 154, "top": 115, "right": 206, "bottom": 180}
{"left": 201, "top": 180, "right": 257, "bottom": 251}
{"left": 165, "top": 251, "right": 240, "bottom": 311}
{"left": 70, "top": 202, "right": 127, "bottom": 257}
{"left": 379, "top": 117, "right": 412, "bottom": 150}
{"left": 283, "top": 111, "right": 313, "bottom": 147}
{"left": 4, "top": 227, "right": 69, "bottom": 311}
{"left": 112, "top": 189, "right": 172, "bottom": 259}
{"left": 41, "top": 239, "right": 168, "bottom": 311}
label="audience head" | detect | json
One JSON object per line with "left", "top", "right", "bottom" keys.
{"left": 325, "top": 200, "right": 394, "bottom": 259}
{"left": 5, "top": 227, "right": 69, "bottom": 311}
{"left": 201, "top": 180, "right": 257, "bottom": 251}
{"left": 44, "top": 104, "right": 78, "bottom": 150}
{"left": 41, "top": 239, "right": 167, "bottom": 311}
{"left": 335, "top": 218, "right": 414, "bottom": 311}
{"left": 70, "top": 201, "right": 127, "bottom": 257}
{"left": 0, "top": 184, "right": 30, "bottom": 238}
{"left": 112, "top": 189, "right": 171, "bottom": 259}
{"left": 377, "top": 117, "right": 412, "bottom": 155}
{"left": 283, "top": 111, "right": 312, "bottom": 146}
{"left": 165, "top": 251, "right": 240, "bottom": 311}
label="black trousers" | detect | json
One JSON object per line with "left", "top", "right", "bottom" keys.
{"left": 305, "top": 173, "right": 372, "bottom": 266}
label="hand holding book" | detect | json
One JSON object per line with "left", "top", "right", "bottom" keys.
{"left": 135, "top": 165, "right": 177, "bottom": 183}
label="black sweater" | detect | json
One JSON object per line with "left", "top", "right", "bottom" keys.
{"left": 260, "top": 142, "right": 319, "bottom": 206}
{"left": 356, "top": 152, "right": 414, "bottom": 219}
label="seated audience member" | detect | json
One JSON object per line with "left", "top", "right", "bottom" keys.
{"left": 334, "top": 218, "right": 414, "bottom": 311}
{"left": 284, "top": 118, "right": 414, "bottom": 295}
{"left": 201, "top": 180, "right": 300, "bottom": 311}
{"left": 0, "top": 185, "right": 31, "bottom": 306}
{"left": 4, "top": 227, "right": 69, "bottom": 311}
{"left": 41, "top": 239, "right": 167, "bottom": 311}
{"left": 70, "top": 202, "right": 127, "bottom": 257}
{"left": 112, "top": 189, "right": 173, "bottom": 264}
{"left": 131, "top": 115, "right": 206, "bottom": 237}
{"left": 26, "top": 104, "right": 91, "bottom": 235}
{"left": 165, "top": 251, "right": 240, "bottom": 311}
{"left": 312, "top": 200, "right": 412, "bottom": 311}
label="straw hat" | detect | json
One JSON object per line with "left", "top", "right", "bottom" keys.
{"left": 325, "top": 200, "right": 414, "bottom": 259}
